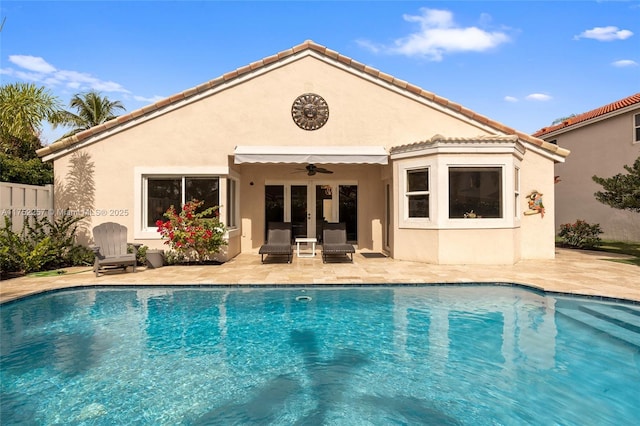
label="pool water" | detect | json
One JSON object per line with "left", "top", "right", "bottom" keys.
{"left": 1, "top": 286, "right": 639, "bottom": 425}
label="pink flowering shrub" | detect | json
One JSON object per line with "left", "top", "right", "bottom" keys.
{"left": 156, "top": 199, "right": 226, "bottom": 263}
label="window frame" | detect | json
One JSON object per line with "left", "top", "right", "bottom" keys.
{"left": 134, "top": 166, "right": 236, "bottom": 239}
{"left": 634, "top": 113, "right": 640, "bottom": 144}
{"left": 226, "top": 177, "right": 239, "bottom": 229}
{"left": 405, "top": 167, "right": 430, "bottom": 220}
{"left": 447, "top": 166, "right": 504, "bottom": 220}
{"left": 514, "top": 166, "right": 520, "bottom": 218}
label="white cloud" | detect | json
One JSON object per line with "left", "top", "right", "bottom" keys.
{"left": 133, "top": 94, "right": 165, "bottom": 103}
{"left": 1, "top": 54, "right": 130, "bottom": 95}
{"left": 359, "top": 8, "right": 511, "bottom": 61}
{"left": 9, "top": 55, "right": 56, "bottom": 73}
{"left": 574, "top": 26, "right": 633, "bottom": 41}
{"left": 525, "top": 93, "right": 552, "bottom": 101}
{"left": 504, "top": 96, "right": 518, "bottom": 102}
{"left": 612, "top": 59, "right": 638, "bottom": 67}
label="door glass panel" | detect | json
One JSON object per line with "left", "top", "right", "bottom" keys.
{"left": 339, "top": 185, "right": 358, "bottom": 243}
{"left": 291, "top": 185, "right": 307, "bottom": 239}
{"left": 315, "top": 185, "right": 333, "bottom": 241}
{"left": 265, "top": 185, "right": 284, "bottom": 241}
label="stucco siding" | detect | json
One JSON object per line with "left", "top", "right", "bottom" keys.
{"left": 553, "top": 111, "right": 640, "bottom": 241}
{"left": 519, "top": 150, "right": 556, "bottom": 259}
{"left": 47, "top": 48, "right": 563, "bottom": 265}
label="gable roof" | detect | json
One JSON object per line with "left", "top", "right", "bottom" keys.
{"left": 37, "top": 40, "right": 568, "bottom": 160}
{"left": 532, "top": 93, "right": 640, "bottom": 138}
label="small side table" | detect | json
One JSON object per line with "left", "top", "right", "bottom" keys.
{"left": 295, "top": 237, "right": 317, "bottom": 258}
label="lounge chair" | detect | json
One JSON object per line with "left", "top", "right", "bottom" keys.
{"left": 259, "top": 222, "right": 293, "bottom": 263}
{"left": 91, "top": 222, "right": 139, "bottom": 277}
{"left": 321, "top": 222, "right": 355, "bottom": 263}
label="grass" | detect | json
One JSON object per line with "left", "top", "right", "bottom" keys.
{"left": 595, "top": 240, "right": 640, "bottom": 266}
{"left": 557, "top": 239, "right": 640, "bottom": 267}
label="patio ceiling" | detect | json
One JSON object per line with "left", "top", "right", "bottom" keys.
{"left": 233, "top": 145, "right": 388, "bottom": 165}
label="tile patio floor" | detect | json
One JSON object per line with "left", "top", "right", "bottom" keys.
{"left": 1, "top": 248, "right": 638, "bottom": 304}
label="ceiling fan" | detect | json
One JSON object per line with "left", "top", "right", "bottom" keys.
{"left": 296, "top": 164, "right": 334, "bottom": 176}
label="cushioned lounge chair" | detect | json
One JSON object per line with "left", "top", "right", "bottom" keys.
{"left": 91, "top": 222, "right": 139, "bottom": 277}
{"left": 259, "top": 222, "right": 293, "bottom": 263}
{"left": 321, "top": 222, "right": 355, "bottom": 263}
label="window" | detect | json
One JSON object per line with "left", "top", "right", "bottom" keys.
{"left": 635, "top": 113, "right": 640, "bottom": 143}
{"left": 226, "top": 178, "right": 238, "bottom": 228}
{"left": 146, "top": 177, "right": 219, "bottom": 227}
{"left": 514, "top": 167, "right": 520, "bottom": 218}
{"left": 406, "top": 168, "right": 429, "bottom": 218}
{"left": 449, "top": 167, "right": 502, "bottom": 218}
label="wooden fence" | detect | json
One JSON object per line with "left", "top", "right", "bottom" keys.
{"left": 0, "top": 182, "right": 54, "bottom": 233}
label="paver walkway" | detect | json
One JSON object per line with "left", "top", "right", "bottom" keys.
{"left": 1, "top": 248, "right": 638, "bottom": 303}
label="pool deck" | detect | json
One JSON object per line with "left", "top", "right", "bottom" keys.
{"left": 1, "top": 248, "right": 638, "bottom": 303}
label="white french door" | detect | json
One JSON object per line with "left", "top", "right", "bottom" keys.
{"left": 264, "top": 181, "right": 357, "bottom": 242}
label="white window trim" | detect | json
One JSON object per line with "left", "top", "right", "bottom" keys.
{"left": 398, "top": 159, "right": 434, "bottom": 229}
{"left": 514, "top": 166, "right": 521, "bottom": 219}
{"left": 397, "top": 155, "right": 521, "bottom": 230}
{"left": 634, "top": 113, "right": 640, "bottom": 144}
{"left": 445, "top": 163, "right": 507, "bottom": 228}
{"left": 226, "top": 177, "right": 240, "bottom": 230}
{"left": 134, "top": 166, "right": 231, "bottom": 239}
{"left": 405, "top": 167, "right": 431, "bottom": 221}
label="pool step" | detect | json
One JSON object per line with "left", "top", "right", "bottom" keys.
{"left": 556, "top": 304, "right": 640, "bottom": 350}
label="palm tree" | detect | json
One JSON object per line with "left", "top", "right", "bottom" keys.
{"left": 0, "top": 82, "right": 64, "bottom": 159}
{"left": 56, "top": 91, "right": 126, "bottom": 138}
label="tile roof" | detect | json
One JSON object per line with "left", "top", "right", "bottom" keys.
{"left": 532, "top": 93, "right": 640, "bottom": 138}
{"left": 390, "top": 134, "right": 521, "bottom": 155}
{"left": 37, "top": 40, "right": 568, "bottom": 159}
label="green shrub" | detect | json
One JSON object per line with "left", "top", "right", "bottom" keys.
{"left": 129, "top": 244, "right": 148, "bottom": 266}
{"left": 0, "top": 214, "right": 91, "bottom": 277}
{"left": 0, "top": 216, "right": 26, "bottom": 274}
{"left": 558, "top": 220, "right": 603, "bottom": 249}
{"left": 164, "top": 250, "right": 186, "bottom": 265}
{"left": 68, "top": 245, "right": 96, "bottom": 267}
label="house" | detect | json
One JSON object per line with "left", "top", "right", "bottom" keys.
{"left": 37, "top": 40, "right": 569, "bottom": 264}
{"left": 532, "top": 94, "right": 640, "bottom": 242}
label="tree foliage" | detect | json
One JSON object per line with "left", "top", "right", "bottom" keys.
{"left": 551, "top": 114, "right": 577, "bottom": 125}
{"left": 0, "top": 153, "right": 53, "bottom": 185}
{"left": 592, "top": 156, "right": 640, "bottom": 213}
{"left": 0, "top": 83, "right": 63, "bottom": 184}
{"left": 0, "top": 83, "right": 64, "bottom": 145}
{"left": 55, "top": 91, "right": 125, "bottom": 138}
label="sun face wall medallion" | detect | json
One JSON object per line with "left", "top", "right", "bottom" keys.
{"left": 291, "top": 93, "right": 329, "bottom": 130}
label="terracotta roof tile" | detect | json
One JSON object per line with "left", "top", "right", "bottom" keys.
{"left": 262, "top": 54, "right": 279, "bottom": 66}
{"left": 349, "top": 59, "right": 366, "bottom": 72}
{"left": 236, "top": 64, "right": 252, "bottom": 76}
{"left": 533, "top": 93, "right": 640, "bottom": 137}
{"left": 324, "top": 48, "right": 339, "bottom": 60}
{"left": 37, "top": 39, "right": 567, "bottom": 159}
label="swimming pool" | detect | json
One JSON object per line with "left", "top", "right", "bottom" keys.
{"left": 1, "top": 285, "right": 639, "bottom": 425}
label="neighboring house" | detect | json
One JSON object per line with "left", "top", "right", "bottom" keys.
{"left": 533, "top": 94, "right": 640, "bottom": 242}
{"left": 37, "top": 40, "right": 568, "bottom": 264}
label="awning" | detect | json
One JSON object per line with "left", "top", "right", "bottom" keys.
{"left": 234, "top": 145, "right": 388, "bottom": 165}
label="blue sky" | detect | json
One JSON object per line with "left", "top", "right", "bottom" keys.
{"left": 1, "top": 1, "right": 638, "bottom": 144}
